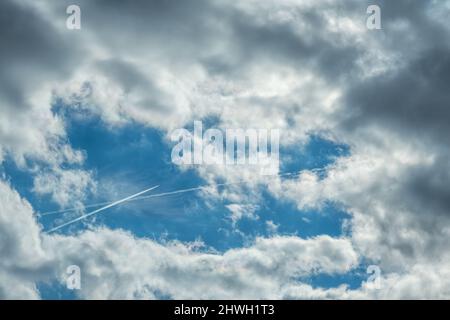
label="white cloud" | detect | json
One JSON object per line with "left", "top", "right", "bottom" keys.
{"left": 0, "top": 180, "right": 48, "bottom": 299}
{"left": 225, "top": 203, "right": 259, "bottom": 226}
{"left": 2, "top": 176, "right": 450, "bottom": 299}
{"left": 0, "top": 178, "right": 359, "bottom": 299}
{"left": 47, "top": 230, "right": 358, "bottom": 299}
{"left": 266, "top": 220, "right": 279, "bottom": 233}
{"left": 33, "top": 168, "right": 96, "bottom": 208}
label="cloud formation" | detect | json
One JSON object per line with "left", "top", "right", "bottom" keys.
{"left": 1, "top": 0, "right": 450, "bottom": 299}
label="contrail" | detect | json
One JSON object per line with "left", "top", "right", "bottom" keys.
{"left": 40, "top": 169, "right": 325, "bottom": 217}
{"left": 46, "top": 185, "right": 159, "bottom": 233}
{"left": 41, "top": 183, "right": 239, "bottom": 217}
{"left": 40, "top": 170, "right": 311, "bottom": 217}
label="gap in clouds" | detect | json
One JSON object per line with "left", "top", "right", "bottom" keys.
{"left": 3, "top": 103, "right": 353, "bottom": 253}
{"left": 0, "top": 100, "right": 358, "bottom": 299}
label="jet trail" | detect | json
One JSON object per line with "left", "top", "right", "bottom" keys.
{"left": 46, "top": 185, "right": 159, "bottom": 233}
{"left": 40, "top": 183, "right": 240, "bottom": 217}
{"left": 40, "top": 169, "right": 323, "bottom": 217}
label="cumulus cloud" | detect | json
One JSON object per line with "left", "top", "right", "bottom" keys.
{"left": 0, "top": 178, "right": 359, "bottom": 299}
{"left": 48, "top": 230, "right": 358, "bottom": 299}
{"left": 1, "top": 179, "right": 448, "bottom": 299}
{"left": 260, "top": 0, "right": 450, "bottom": 281}
{"left": 0, "top": 180, "right": 49, "bottom": 299}
{"left": 0, "top": 0, "right": 82, "bottom": 164}
{"left": 0, "top": 0, "right": 95, "bottom": 206}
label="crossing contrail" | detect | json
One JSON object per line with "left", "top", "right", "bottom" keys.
{"left": 46, "top": 185, "right": 159, "bottom": 233}
{"left": 41, "top": 182, "right": 241, "bottom": 217}
{"left": 40, "top": 169, "right": 324, "bottom": 218}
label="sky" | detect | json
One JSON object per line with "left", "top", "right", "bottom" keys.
{"left": 0, "top": 0, "right": 450, "bottom": 299}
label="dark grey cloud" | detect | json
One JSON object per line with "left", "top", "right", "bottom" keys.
{"left": 343, "top": 46, "right": 450, "bottom": 143}
{"left": 46, "top": 0, "right": 366, "bottom": 82}
{"left": 329, "top": 1, "right": 450, "bottom": 265}
{"left": 95, "top": 59, "right": 152, "bottom": 94}
{"left": 0, "top": 0, "right": 84, "bottom": 110}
